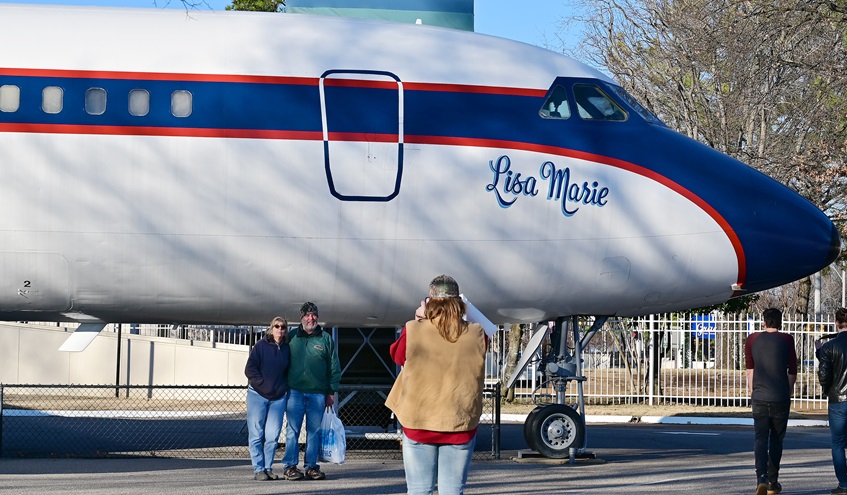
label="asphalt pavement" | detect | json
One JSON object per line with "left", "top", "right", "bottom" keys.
{"left": 0, "top": 421, "right": 842, "bottom": 495}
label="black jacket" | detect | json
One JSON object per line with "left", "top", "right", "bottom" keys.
{"left": 244, "top": 336, "right": 290, "bottom": 401}
{"left": 817, "top": 332, "right": 847, "bottom": 403}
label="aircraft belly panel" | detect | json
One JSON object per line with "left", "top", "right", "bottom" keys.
{"left": 0, "top": 252, "right": 71, "bottom": 312}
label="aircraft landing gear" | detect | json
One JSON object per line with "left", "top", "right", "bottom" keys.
{"left": 523, "top": 404, "right": 585, "bottom": 459}
{"left": 508, "top": 316, "right": 609, "bottom": 460}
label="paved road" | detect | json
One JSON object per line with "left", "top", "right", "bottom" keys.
{"left": 0, "top": 423, "right": 840, "bottom": 494}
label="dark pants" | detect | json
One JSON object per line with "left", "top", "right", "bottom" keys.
{"left": 828, "top": 401, "right": 847, "bottom": 489}
{"left": 752, "top": 399, "right": 791, "bottom": 481}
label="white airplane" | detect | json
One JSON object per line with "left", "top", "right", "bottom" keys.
{"left": 0, "top": 3, "right": 839, "bottom": 331}
{"left": 0, "top": 3, "right": 841, "bottom": 458}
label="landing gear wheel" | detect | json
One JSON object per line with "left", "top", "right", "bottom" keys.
{"left": 526, "top": 404, "right": 585, "bottom": 459}
{"left": 522, "top": 406, "right": 544, "bottom": 451}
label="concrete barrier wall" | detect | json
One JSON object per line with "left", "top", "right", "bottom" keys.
{"left": 0, "top": 323, "right": 249, "bottom": 386}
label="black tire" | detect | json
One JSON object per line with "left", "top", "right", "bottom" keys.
{"left": 527, "top": 404, "right": 585, "bottom": 459}
{"left": 522, "top": 406, "right": 544, "bottom": 451}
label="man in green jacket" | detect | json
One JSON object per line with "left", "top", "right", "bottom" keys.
{"left": 281, "top": 302, "right": 341, "bottom": 481}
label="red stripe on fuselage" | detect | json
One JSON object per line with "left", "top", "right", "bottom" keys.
{"left": 0, "top": 67, "right": 319, "bottom": 86}
{"left": 405, "top": 82, "right": 547, "bottom": 97}
{"left": 322, "top": 78, "right": 546, "bottom": 96}
{"left": 0, "top": 123, "right": 322, "bottom": 140}
{"left": 0, "top": 67, "right": 547, "bottom": 97}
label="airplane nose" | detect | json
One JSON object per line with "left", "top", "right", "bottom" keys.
{"left": 738, "top": 190, "right": 841, "bottom": 294}
{"left": 628, "top": 127, "right": 839, "bottom": 298}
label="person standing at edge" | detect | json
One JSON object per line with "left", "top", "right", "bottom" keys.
{"left": 817, "top": 308, "right": 847, "bottom": 495}
{"left": 745, "top": 308, "right": 797, "bottom": 495}
{"left": 281, "top": 302, "right": 341, "bottom": 481}
{"left": 386, "top": 275, "right": 488, "bottom": 495}
{"left": 244, "top": 316, "right": 291, "bottom": 481}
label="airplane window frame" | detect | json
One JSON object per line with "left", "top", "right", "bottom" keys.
{"left": 171, "top": 90, "right": 192, "bottom": 118}
{"left": 606, "top": 84, "right": 664, "bottom": 125}
{"left": 129, "top": 89, "right": 150, "bottom": 117}
{"left": 85, "top": 87, "right": 107, "bottom": 116}
{"left": 572, "top": 84, "right": 627, "bottom": 121}
{"left": 539, "top": 84, "right": 571, "bottom": 120}
{"left": 42, "top": 86, "right": 64, "bottom": 114}
{"left": 0, "top": 84, "right": 20, "bottom": 113}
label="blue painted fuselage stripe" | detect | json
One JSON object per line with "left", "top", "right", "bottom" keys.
{"left": 0, "top": 74, "right": 558, "bottom": 144}
{"left": 324, "top": 85, "right": 399, "bottom": 134}
{"left": 0, "top": 76, "right": 323, "bottom": 131}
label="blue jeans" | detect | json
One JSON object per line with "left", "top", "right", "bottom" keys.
{"left": 829, "top": 401, "right": 847, "bottom": 488}
{"left": 283, "top": 390, "right": 325, "bottom": 470}
{"left": 752, "top": 399, "right": 790, "bottom": 482}
{"left": 401, "top": 432, "right": 476, "bottom": 495}
{"left": 246, "top": 387, "right": 287, "bottom": 473}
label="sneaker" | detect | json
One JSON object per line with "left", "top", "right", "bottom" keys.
{"left": 283, "top": 466, "right": 305, "bottom": 481}
{"left": 265, "top": 470, "right": 279, "bottom": 480}
{"left": 305, "top": 467, "right": 326, "bottom": 480}
{"left": 767, "top": 481, "right": 781, "bottom": 494}
{"left": 832, "top": 487, "right": 847, "bottom": 495}
{"left": 755, "top": 476, "right": 768, "bottom": 495}
{"left": 253, "top": 471, "right": 269, "bottom": 481}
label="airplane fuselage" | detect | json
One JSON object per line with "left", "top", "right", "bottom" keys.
{"left": 0, "top": 5, "right": 839, "bottom": 326}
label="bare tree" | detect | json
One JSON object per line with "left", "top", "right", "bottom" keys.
{"left": 567, "top": 0, "right": 847, "bottom": 313}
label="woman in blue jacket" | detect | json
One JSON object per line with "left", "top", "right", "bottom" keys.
{"left": 245, "top": 316, "right": 291, "bottom": 480}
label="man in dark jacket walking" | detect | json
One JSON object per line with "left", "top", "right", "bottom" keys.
{"left": 818, "top": 307, "right": 847, "bottom": 495}
{"left": 745, "top": 308, "right": 797, "bottom": 495}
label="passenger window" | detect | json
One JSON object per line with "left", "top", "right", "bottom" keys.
{"left": 573, "top": 84, "right": 626, "bottom": 121}
{"left": 85, "top": 88, "right": 107, "bottom": 115}
{"left": 171, "top": 90, "right": 192, "bottom": 117}
{"left": 42, "top": 86, "right": 64, "bottom": 114}
{"left": 0, "top": 84, "right": 20, "bottom": 112}
{"left": 539, "top": 85, "right": 570, "bottom": 119}
{"left": 129, "top": 89, "right": 150, "bottom": 117}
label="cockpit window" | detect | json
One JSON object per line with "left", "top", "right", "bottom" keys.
{"left": 607, "top": 84, "right": 664, "bottom": 125}
{"left": 573, "top": 84, "right": 626, "bottom": 121}
{"left": 539, "top": 85, "right": 570, "bottom": 119}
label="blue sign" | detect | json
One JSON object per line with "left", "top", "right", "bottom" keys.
{"left": 691, "top": 315, "right": 716, "bottom": 339}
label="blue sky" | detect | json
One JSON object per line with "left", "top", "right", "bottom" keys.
{"left": 6, "top": 0, "right": 578, "bottom": 47}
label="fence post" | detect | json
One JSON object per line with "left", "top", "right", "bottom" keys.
{"left": 493, "top": 381, "right": 501, "bottom": 460}
{"left": 115, "top": 323, "right": 122, "bottom": 398}
{"left": 648, "top": 314, "right": 656, "bottom": 406}
{"left": 0, "top": 384, "right": 4, "bottom": 457}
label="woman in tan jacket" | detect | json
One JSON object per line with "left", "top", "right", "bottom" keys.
{"left": 385, "top": 275, "right": 487, "bottom": 495}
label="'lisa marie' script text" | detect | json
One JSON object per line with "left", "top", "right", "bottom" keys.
{"left": 485, "top": 155, "right": 609, "bottom": 217}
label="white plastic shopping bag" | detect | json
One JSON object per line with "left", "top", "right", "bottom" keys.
{"left": 320, "top": 406, "right": 346, "bottom": 464}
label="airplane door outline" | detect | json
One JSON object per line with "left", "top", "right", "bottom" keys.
{"left": 319, "top": 69, "right": 404, "bottom": 202}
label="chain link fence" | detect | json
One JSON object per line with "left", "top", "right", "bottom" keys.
{"left": 0, "top": 383, "right": 500, "bottom": 460}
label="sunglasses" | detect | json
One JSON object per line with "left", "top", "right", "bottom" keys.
{"left": 273, "top": 324, "right": 287, "bottom": 329}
